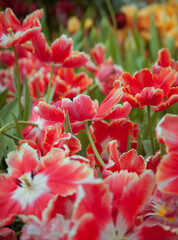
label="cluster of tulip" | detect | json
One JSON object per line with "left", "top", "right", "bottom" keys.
{"left": 0, "top": 7, "right": 178, "bottom": 240}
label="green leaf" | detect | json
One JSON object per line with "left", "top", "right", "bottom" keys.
{"left": 0, "top": 118, "right": 16, "bottom": 168}
{"left": 13, "top": 71, "right": 18, "bottom": 93}
{"left": 41, "top": 7, "right": 50, "bottom": 42}
{"left": 151, "top": 111, "right": 160, "bottom": 128}
{"left": 11, "top": 113, "right": 24, "bottom": 140}
{"left": 77, "top": 129, "right": 89, "bottom": 157}
{"left": 90, "top": 27, "right": 97, "bottom": 44}
{"left": 88, "top": 85, "right": 105, "bottom": 104}
{"left": 137, "top": 132, "right": 145, "bottom": 156}
{"left": 0, "top": 139, "right": 7, "bottom": 160}
{"left": 124, "top": 30, "right": 137, "bottom": 74}
{"left": 129, "top": 107, "right": 144, "bottom": 126}
{"left": 106, "top": 31, "right": 123, "bottom": 66}
{"left": 166, "top": 38, "right": 175, "bottom": 57}
{"left": 100, "top": 17, "right": 111, "bottom": 43}
{"left": 23, "top": 78, "right": 32, "bottom": 121}
{"left": 2, "top": 131, "right": 22, "bottom": 142}
{"left": 63, "top": 120, "right": 67, "bottom": 133}
{"left": 127, "top": 130, "right": 131, "bottom": 151}
{"left": 149, "top": 13, "right": 161, "bottom": 61}
{"left": 0, "top": 98, "right": 18, "bottom": 124}
{"left": 160, "top": 143, "right": 166, "bottom": 159}
{"left": 0, "top": 88, "right": 8, "bottom": 109}
{"left": 134, "top": 30, "right": 145, "bottom": 57}
{"left": 97, "top": 169, "right": 103, "bottom": 179}
{"left": 142, "top": 140, "right": 152, "bottom": 156}
{"left": 167, "top": 102, "right": 178, "bottom": 115}
{"left": 72, "top": 29, "right": 85, "bottom": 51}
{"left": 124, "top": 50, "right": 137, "bottom": 74}
{"left": 134, "top": 30, "right": 148, "bottom": 69}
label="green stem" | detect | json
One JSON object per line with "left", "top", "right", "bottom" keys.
{"left": 0, "top": 121, "right": 38, "bottom": 135}
{"left": 2, "top": 131, "right": 22, "bottom": 141}
{"left": 16, "top": 231, "right": 22, "bottom": 237}
{"left": 13, "top": 45, "right": 22, "bottom": 119}
{"left": 147, "top": 106, "right": 155, "bottom": 154}
{"left": 84, "top": 121, "right": 105, "bottom": 167}
{"left": 0, "top": 139, "right": 7, "bottom": 159}
{"left": 106, "top": 0, "right": 117, "bottom": 32}
{"left": 46, "top": 65, "right": 54, "bottom": 103}
{"left": 1, "top": 125, "right": 16, "bottom": 133}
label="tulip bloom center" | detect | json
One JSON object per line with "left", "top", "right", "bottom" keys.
{"left": 15, "top": 171, "right": 36, "bottom": 189}
{"left": 13, "top": 172, "right": 49, "bottom": 210}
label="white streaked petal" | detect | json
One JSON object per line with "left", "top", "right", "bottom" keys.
{"left": 12, "top": 173, "right": 49, "bottom": 210}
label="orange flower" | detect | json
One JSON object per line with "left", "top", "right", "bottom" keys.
{"left": 137, "top": 1, "right": 178, "bottom": 45}
{"left": 121, "top": 1, "right": 178, "bottom": 47}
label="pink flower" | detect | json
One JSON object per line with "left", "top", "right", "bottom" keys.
{"left": 156, "top": 114, "right": 178, "bottom": 152}
{"left": 22, "top": 100, "right": 85, "bottom": 153}
{"left": 20, "top": 171, "right": 155, "bottom": 240}
{"left": 42, "top": 125, "right": 82, "bottom": 155}
{"left": 86, "top": 43, "right": 123, "bottom": 95}
{"left": 72, "top": 171, "right": 155, "bottom": 239}
{"left": 54, "top": 68, "right": 93, "bottom": 100}
{"left": 103, "top": 142, "right": 146, "bottom": 177}
{"left": 0, "top": 227, "right": 16, "bottom": 240}
{"left": 34, "top": 86, "right": 131, "bottom": 134}
{"left": 61, "top": 94, "right": 98, "bottom": 123}
{"left": 20, "top": 193, "right": 97, "bottom": 240}
{"left": 117, "top": 67, "right": 178, "bottom": 111}
{"left": 145, "top": 150, "right": 161, "bottom": 174}
{"left": 60, "top": 87, "right": 129, "bottom": 123}
{"left": 156, "top": 151, "right": 178, "bottom": 195}
{"left": 104, "top": 171, "right": 155, "bottom": 238}
{"left": 143, "top": 188, "right": 178, "bottom": 228}
{"left": 153, "top": 48, "right": 178, "bottom": 87}
{"left": 32, "top": 33, "right": 89, "bottom": 67}
{"left": 156, "top": 114, "right": 178, "bottom": 195}
{"left": 0, "top": 50, "right": 14, "bottom": 66}
{"left": 130, "top": 223, "right": 178, "bottom": 240}
{"left": 21, "top": 214, "right": 73, "bottom": 240}
{"left": 86, "top": 119, "right": 138, "bottom": 164}
{"left": 22, "top": 100, "right": 64, "bottom": 150}
{"left": 0, "top": 69, "right": 14, "bottom": 94}
{"left": 0, "top": 8, "right": 43, "bottom": 48}
{"left": 28, "top": 67, "right": 49, "bottom": 99}
{"left": 0, "top": 143, "right": 94, "bottom": 227}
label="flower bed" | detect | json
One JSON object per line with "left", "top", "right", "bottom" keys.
{"left": 0, "top": 3, "right": 178, "bottom": 240}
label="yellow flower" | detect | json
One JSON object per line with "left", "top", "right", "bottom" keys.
{"left": 137, "top": 1, "right": 178, "bottom": 47}
{"left": 121, "top": 5, "right": 138, "bottom": 28}
{"left": 84, "top": 18, "right": 94, "bottom": 31}
{"left": 67, "top": 16, "right": 81, "bottom": 34}
{"left": 121, "top": 4, "right": 138, "bottom": 18}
